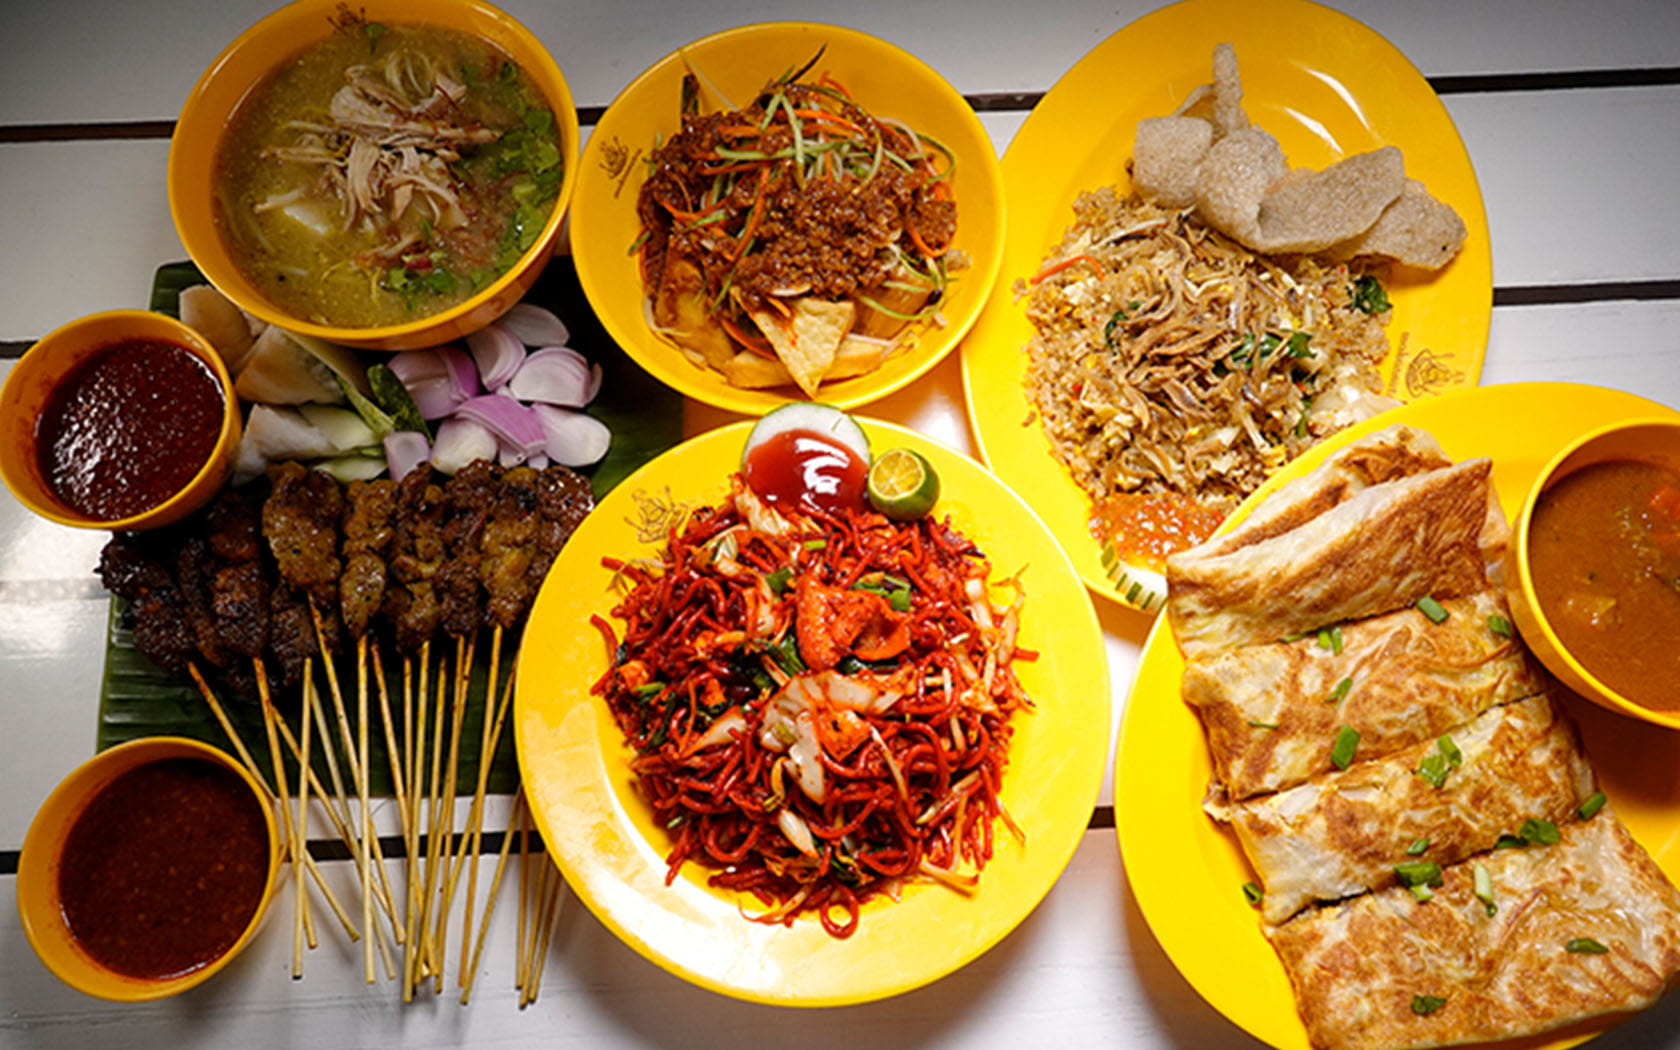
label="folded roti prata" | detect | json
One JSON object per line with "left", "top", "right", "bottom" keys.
{"left": 1186, "top": 590, "right": 1548, "bottom": 800}
{"left": 1219, "top": 694, "right": 1595, "bottom": 924}
{"left": 1190, "top": 425, "right": 1454, "bottom": 561}
{"left": 1266, "top": 813, "right": 1680, "bottom": 1050}
{"left": 1167, "top": 456, "right": 1494, "bottom": 658}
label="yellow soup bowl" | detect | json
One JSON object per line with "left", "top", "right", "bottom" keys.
{"left": 571, "top": 21, "right": 1005, "bottom": 415}
{"left": 1507, "top": 417, "right": 1680, "bottom": 730}
{"left": 16, "top": 737, "right": 281, "bottom": 1001}
{"left": 0, "top": 309, "right": 241, "bottom": 531}
{"left": 168, "top": 0, "right": 579, "bottom": 350}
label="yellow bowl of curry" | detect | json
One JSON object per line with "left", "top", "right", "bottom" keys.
{"left": 15, "top": 737, "right": 280, "bottom": 1000}
{"left": 1509, "top": 417, "right": 1680, "bottom": 729}
{"left": 571, "top": 21, "right": 1005, "bottom": 414}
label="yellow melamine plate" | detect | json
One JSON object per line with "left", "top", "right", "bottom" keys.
{"left": 1117, "top": 383, "right": 1680, "bottom": 1050}
{"left": 961, "top": 0, "right": 1490, "bottom": 612}
{"left": 571, "top": 22, "right": 1005, "bottom": 416}
{"left": 514, "top": 418, "right": 1107, "bottom": 1005}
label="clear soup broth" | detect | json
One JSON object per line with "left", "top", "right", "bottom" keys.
{"left": 213, "top": 20, "right": 562, "bottom": 328}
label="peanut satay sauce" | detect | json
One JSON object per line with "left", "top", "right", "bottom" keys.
{"left": 57, "top": 757, "right": 269, "bottom": 979}
{"left": 35, "top": 339, "right": 223, "bottom": 521}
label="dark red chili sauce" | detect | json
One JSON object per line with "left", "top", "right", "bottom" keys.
{"left": 35, "top": 339, "right": 224, "bottom": 521}
{"left": 742, "top": 428, "right": 867, "bottom": 514}
{"left": 57, "top": 757, "right": 270, "bottom": 980}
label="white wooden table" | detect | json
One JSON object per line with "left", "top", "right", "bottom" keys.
{"left": 2, "top": 1, "right": 1678, "bottom": 1047}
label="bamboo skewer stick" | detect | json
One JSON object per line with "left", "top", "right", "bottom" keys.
{"left": 412, "top": 647, "right": 452, "bottom": 991}
{"left": 454, "top": 628, "right": 510, "bottom": 985}
{"left": 515, "top": 802, "right": 532, "bottom": 994}
{"left": 403, "top": 646, "right": 433, "bottom": 1002}
{"left": 460, "top": 791, "right": 525, "bottom": 1005}
{"left": 355, "top": 637, "right": 375, "bottom": 984}
{"left": 304, "top": 607, "right": 404, "bottom": 942}
{"left": 294, "top": 660, "right": 318, "bottom": 955}
{"left": 251, "top": 658, "right": 307, "bottom": 979}
{"left": 186, "top": 663, "right": 358, "bottom": 941}
{"left": 428, "top": 633, "right": 475, "bottom": 992}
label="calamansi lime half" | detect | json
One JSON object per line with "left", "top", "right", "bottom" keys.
{"left": 867, "top": 447, "right": 940, "bottom": 520}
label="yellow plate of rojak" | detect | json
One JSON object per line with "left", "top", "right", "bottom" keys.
{"left": 572, "top": 21, "right": 1004, "bottom": 414}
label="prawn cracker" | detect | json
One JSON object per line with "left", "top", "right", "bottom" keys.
{"left": 752, "top": 298, "right": 855, "bottom": 398}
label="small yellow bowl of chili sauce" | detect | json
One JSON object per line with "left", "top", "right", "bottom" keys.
{"left": 1509, "top": 417, "right": 1680, "bottom": 729}
{"left": 0, "top": 309, "right": 241, "bottom": 531}
{"left": 15, "top": 736, "right": 280, "bottom": 1001}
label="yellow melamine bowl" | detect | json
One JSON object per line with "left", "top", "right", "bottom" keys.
{"left": 571, "top": 21, "right": 1006, "bottom": 415}
{"left": 168, "top": 0, "right": 580, "bottom": 351}
{"left": 1507, "top": 417, "right": 1680, "bottom": 730}
{"left": 15, "top": 737, "right": 281, "bottom": 1001}
{"left": 0, "top": 309, "right": 241, "bottom": 531}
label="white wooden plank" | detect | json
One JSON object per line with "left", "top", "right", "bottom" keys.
{"left": 1, "top": 0, "right": 1677, "bottom": 127}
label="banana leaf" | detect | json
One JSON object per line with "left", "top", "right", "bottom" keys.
{"left": 98, "top": 256, "right": 684, "bottom": 795}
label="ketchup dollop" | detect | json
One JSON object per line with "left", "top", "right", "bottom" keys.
{"left": 742, "top": 428, "right": 867, "bottom": 514}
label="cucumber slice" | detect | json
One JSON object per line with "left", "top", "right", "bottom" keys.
{"left": 742, "top": 402, "right": 870, "bottom": 466}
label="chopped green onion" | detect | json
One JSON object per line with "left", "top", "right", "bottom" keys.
{"left": 1394, "top": 860, "right": 1443, "bottom": 887}
{"left": 802, "top": 539, "right": 828, "bottom": 551}
{"left": 1406, "top": 837, "right": 1431, "bottom": 855}
{"left": 1579, "top": 791, "right": 1608, "bottom": 820}
{"left": 1438, "top": 735, "right": 1463, "bottom": 768}
{"left": 1519, "top": 818, "right": 1561, "bottom": 845}
{"left": 1416, "top": 752, "right": 1451, "bottom": 789}
{"left": 1330, "top": 725, "right": 1360, "bottom": 770}
{"left": 1410, "top": 883, "right": 1436, "bottom": 902}
{"left": 1487, "top": 614, "right": 1513, "bottom": 638}
{"left": 1282, "top": 629, "right": 1309, "bottom": 643}
{"left": 1416, "top": 596, "right": 1449, "bottom": 624}
{"left": 1328, "top": 677, "right": 1353, "bottom": 703}
{"left": 1316, "top": 625, "right": 1344, "bottom": 653}
{"left": 1566, "top": 937, "right": 1610, "bottom": 954}
{"left": 888, "top": 586, "right": 912, "bottom": 613}
{"left": 1242, "top": 882, "right": 1264, "bottom": 907}
{"left": 1411, "top": 994, "right": 1448, "bottom": 1016}
{"left": 1248, "top": 720, "right": 1281, "bottom": 730}
{"left": 765, "top": 566, "right": 793, "bottom": 594}
{"left": 1494, "top": 834, "right": 1528, "bottom": 849}
{"left": 1473, "top": 862, "right": 1497, "bottom": 916}
{"left": 632, "top": 682, "right": 666, "bottom": 698}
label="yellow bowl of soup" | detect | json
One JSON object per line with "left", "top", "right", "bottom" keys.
{"left": 0, "top": 310, "right": 241, "bottom": 531}
{"left": 1508, "top": 417, "right": 1680, "bottom": 729}
{"left": 571, "top": 21, "right": 1005, "bottom": 414}
{"left": 169, "top": 0, "right": 579, "bottom": 350}
{"left": 15, "top": 737, "right": 281, "bottom": 1001}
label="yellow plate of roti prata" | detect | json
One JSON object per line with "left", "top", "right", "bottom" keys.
{"left": 514, "top": 417, "right": 1107, "bottom": 1005}
{"left": 961, "top": 0, "right": 1490, "bottom": 613}
{"left": 1117, "top": 383, "right": 1680, "bottom": 1050}
{"left": 571, "top": 21, "right": 1004, "bottom": 416}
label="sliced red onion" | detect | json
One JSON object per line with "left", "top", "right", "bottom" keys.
{"left": 383, "top": 430, "right": 431, "bottom": 482}
{"left": 430, "top": 417, "right": 498, "bottom": 475}
{"left": 466, "top": 324, "right": 525, "bottom": 391}
{"left": 438, "top": 344, "right": 481, "bottom": 400}
{"left": 496, "top": 303, "right": 570, "bottom": 348}
{"left": 533, "top": 404, "right": 611, "bottom": 467}
{"left": 405, "top": 375, "right": 469, "bottom": 420}
{"left": 455, "top": 394, "right": 546, "bottom": 461}
{"left": 508, "top": 347, "right": 593, "bottom": 407}
{"left": 387, "top": 346, "right": 479, "bottom": 418}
